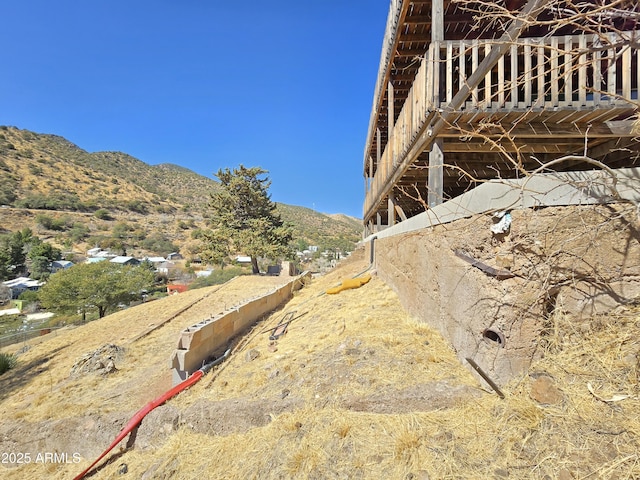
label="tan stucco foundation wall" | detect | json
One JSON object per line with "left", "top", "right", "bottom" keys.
{"left": 365, "top": 169, "right": 640, "bottom": 386}
{"left": 370, "top": 223, "right": 545, "bottom": 387}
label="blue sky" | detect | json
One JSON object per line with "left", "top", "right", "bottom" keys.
{"left": 0, "top": 1, "right": 389, "bottom": 218}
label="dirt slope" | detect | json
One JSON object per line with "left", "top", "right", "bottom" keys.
{"left": 1, "top": 248, "right": 639, "bottom": 479}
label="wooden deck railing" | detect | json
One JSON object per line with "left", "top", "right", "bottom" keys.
{"left": 364, "top": 31, "right": 639, "bottom": 218}
{"left": 364, "top": 0, "right": 403, "bottom": 170}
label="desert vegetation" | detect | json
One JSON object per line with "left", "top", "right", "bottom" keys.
{"left": 0, "top": 126, "right": 361, "bottom": 264}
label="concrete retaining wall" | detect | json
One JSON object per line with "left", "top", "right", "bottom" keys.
{"left": 365, "top": 167, "right": 640, "bottom": 241}
{"left": 170, "top": 272, "right": 310, "bottom": 385}
{"left": 371, "top": 229, "right": 544, "bottom": 386}
{"left": 365, "top": 167, "right": 640, "bottom": 387}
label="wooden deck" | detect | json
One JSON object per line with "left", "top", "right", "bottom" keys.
{"left": 363, "top": 0, "right": 640, "bottom": 231}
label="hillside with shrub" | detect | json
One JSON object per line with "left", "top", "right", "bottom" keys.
{"left": 0, "top": 126, "right": 361, "bottom": 259}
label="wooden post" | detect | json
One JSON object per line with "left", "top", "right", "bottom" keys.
{"left": 607, "top": 33, "right": 617, "bottom": 100}
{"left": 637, "top": 41, "right": 640, "bottom": 99}
{"left": 622, "top": 41, "right": 631, "bottom": 100}
{"left": 550, "top": 36, "right": 559, "bottom": 107}
{"left": 472, "top": 40, "right": 479, "bottom": 105}
{"left": 446, "top": 42, "right": 453, "bottom": 103}
{"left": 510, "top": 43, "right": 518, "bottom": 108}
{"left": 524, "top": 39, "right": 532, "bottom": 106}
{"left": 578, "top": 35, "right": 586, "bottom": 106}
{"left": 388, "top": 194, "right": 396, "bottom": 226}
{"left": 429, "top": 0, "right": 444, "bottom": 209}
{"left": 432, "top": 0, "right": 444, "bottom": 42}
{"left": 428, "top": 139, "right": 444, "bottom": 208}
{"left": 563, "top": 35, "right": 572, "bottom": 107}
{"left": 592, "top": 35, "right": 602, "bottom": 105}
{"left": 459, "top": 41, "right": 467, "bottom": 103}
{"left": 484, "top": 42, "right": 492, "bottom": 108}
{"left": 497, "top": 43, "right": 505, "bottom": 107}
{"left": 536, "top": 41, "right": 545, "bottom": 106}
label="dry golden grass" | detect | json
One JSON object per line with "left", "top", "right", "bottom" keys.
{"left": 2, "top": 249, "right": 640, "bottom": 480}
{"left": 0, "top": 275, "right": 288, "bottom": 422}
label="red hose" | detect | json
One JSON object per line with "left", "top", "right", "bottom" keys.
{"left": 73, "top": 370, "right": 203, "bottom": 480}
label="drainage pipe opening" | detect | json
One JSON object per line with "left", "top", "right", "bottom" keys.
{"left": 482, "top": 328, "right": 505, "bottom": 347}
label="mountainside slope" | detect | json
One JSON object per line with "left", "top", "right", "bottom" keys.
{"left": 1, "top": 249, "right": 638, "bottom": 479}
{"left": 0, "top": 126, "right": 218, "bottom": 212}
{"left": 0, "top": 126, "right": 362, "bottom": 255}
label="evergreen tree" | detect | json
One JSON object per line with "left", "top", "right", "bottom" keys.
{"left": 0, "top": 228, "right": 35, "bottom": 280}
{"left": 0, "top": 249, "right": 11, "bottom": 281}
{"left": 207, "top": 165, "right": 293, "bottom": 274}
{"left": 27, "top": 238, "right": 62, "bottom": 280}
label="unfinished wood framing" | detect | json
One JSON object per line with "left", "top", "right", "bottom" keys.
{"left": 362, "top": 0, "right": 640, "bottom": 225}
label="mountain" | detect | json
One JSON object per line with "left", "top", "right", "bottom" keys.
{"left": 276, "top": 204, "right": 362, "bottom": 252}
{"left": 0, "top": 126, "right": 216, "bottom": 212}
{"left": 0, "top": 126, "right": 362, "bottom": 256}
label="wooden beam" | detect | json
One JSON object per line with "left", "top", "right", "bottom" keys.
{"left": 398, "top": 34, "right": 432, "bottom": 42}
{"left": 393, "top": 72, "right": 424, "bottom": 81}
{"left": 387, "top": 85, "right": 413, "bottom": 93}
{"left": 395, "top": 48, "right": 430, "bottom": 57}
{"left": 404, "top": 16, "right": 433, "bottom": 25}
{"left": 403, "top": 13, "right": 480, "bottom": 26}
{"left": 437, "top": 121, "right": 635, "bottom": 138}
{"left": 395, "top": 204, "right": 408, "bottom": 222}
{"left": 376, "top": 128, "right": 381, "bottom": 169}
{"left": 388, "top": 81, "right": 395, "bottom": 166}
{"left": 442, "top": 143, "right": 575, "bottom": 153}
{"left": 391, "top": 60, "right": 423, "bottom": 71}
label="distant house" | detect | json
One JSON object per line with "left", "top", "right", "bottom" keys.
{"left": 297, "top": 250, "right": 313, "bottom": 261}
{"left": 2, "top": 277, "right": 44, "bottom": 299}
{"left": 110, "top": 256, "right": 140, "bottom": 266}
{"left": 167, "top": 252, "right": 183, "bottom": 261}
{"left": 51, "top": 260, "right": 73, "bottom": 273}
{"left": 143, "top": 256, "right": 166, "bottom": 264}
{"left": 88, "top": 247, "right": 117, "bottom": 258}
{"left": 86, "top": 257, "right": 108, "bottom": 264}
{"left": 167, "top": 284, "right": 188, "bottom": 295}
{"left": 157, "top": 261, "right": 177, "bottom": 276}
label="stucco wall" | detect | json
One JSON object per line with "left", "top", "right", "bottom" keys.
{"left": 369, "top": 202, "right": 640, "bottom": 386}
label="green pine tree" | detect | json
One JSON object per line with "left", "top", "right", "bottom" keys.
{"left": 206, "top": 165, "right": 293, "bottom": 274}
